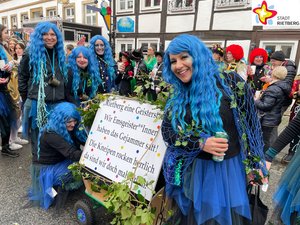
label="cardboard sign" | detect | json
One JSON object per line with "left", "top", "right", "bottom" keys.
{"left": 80, "top": 96, "right": 167, "bottom": 201}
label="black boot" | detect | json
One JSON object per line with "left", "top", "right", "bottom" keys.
{"left": 1, "top": 145, "right": 20, "bottom": 158}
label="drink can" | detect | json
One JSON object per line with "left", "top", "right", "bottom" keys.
{"left": 212, "top": 131, "right": 228, "bottom": 162}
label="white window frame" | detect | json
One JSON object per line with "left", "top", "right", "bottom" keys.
{"left": 11, "top": 15, "right": 17, "bottom": 29}
{"left": 65, "top": 7, "right": 75, "bottom": 22}
{"left": 47, "top": 9, "right": 57, "bottom": 17}
{"left": 117, "top": 0, "right": 134, "bottom": 14}
{"left": 2, "top": 17, "right": 8, "bottom": 27}
{"left": 115, "top": 38, "right": 135, "bottom": 59}
{"left": 168, "top": 0, "right": 195, "bottom": 13}
{"left": 259, "top": 40, "right": 298, "bottom": 61}
{"left": 215, "top": 0, "right": 251, "bottom": 11}
{"left": 140, "top": 0, "right": 162, "bottom": 11}
{"left": 137, "top": 38, "right": 160, "bottom": 54}
{"left": 21, "top": 13, "right": 28, "bottom": 23}
{"left": 84, "top": 4, "right": 97, "bottom": 26}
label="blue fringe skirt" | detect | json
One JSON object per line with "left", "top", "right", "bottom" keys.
{"left": 165, "top": 153, "right": 250, "bottom": 225}
{"left": 273, "top": 144, "right": 300, "bottom": 225}
{"left": 29, "top": 160, "right": 81, "bottom": 209}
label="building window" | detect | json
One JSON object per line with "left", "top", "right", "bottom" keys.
{"left": 118, "top": 0, "right": 134, "bottom": 12}
{"left": 137, "top": 39, "right": 160, "bottom": 53}
{"left": 215, "top": 0, "right": 250, "bottom": 9}
{"left": 65, "top": 7, "right": 75, "bottom": 22}
{"left": 116, "top": 39, "right": 135, "bottom": 58}
{"left": 85, "top": 4, "right": 97, "bottom": 25}
{"left": 47, "top": 9, "right": 57, "bottom": 18}
{"left": 261, "top": 41, "right": 298, "bottom": 60}
{"left": 168, "top": 0, "right": 195, "bottom": 12}
{"left": 31, "top": 7, "right": 43, "bottom": 19}
{"left": 2, "top": 17, "right": 8, "bottom": 27}
{"left": 144, "top": 0, "right": 161, "bottom": 7}
{"left": 21, "top": 13, "right": 29, "bottom": 24}
{"left": 10, "top": 15, "right": 18, "bottom": 29}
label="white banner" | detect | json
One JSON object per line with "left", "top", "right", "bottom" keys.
{"left": 80, "top": 96, "right": 167, "bottom": 201}
{"left": 252, "top": 0, "right": 300, "bottom": 27}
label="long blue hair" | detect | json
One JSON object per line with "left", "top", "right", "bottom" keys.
{"left": 29, "top": 21, "right": 67, "bottom": 83}
{"left": 89, "top": 35, "right": 115, "bottom": 83}
{"left": 163, "top": 34, "right": 223, "bottom": 134}
{"left": 38, "top": 102, "right": 87, "bottom": 158}
{"left": 67, "top": 46, "right": 101, "bottom": 99}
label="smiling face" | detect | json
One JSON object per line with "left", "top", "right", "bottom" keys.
{"left": 169, "top": 52, "right": 193, "bottom": 83}
{"left": 76, "top": 52, "right": 89, "bottom": 69}
{"left": 66, "top": 118, "right": 77, "bottom": 131}
{"left": 94, "top": 39, "right": 105, "bottom": 56}
{"left": 43, "top": 29, "right": 57, "bottom": 49}
{"left": 9, "top": 40, "right": 16, "bottom": 51}
{"left": 253, "top": 55, "right": 264, "bottom": 66}
{"left": 15, "top": 44, "right": 24, "bottom": 57}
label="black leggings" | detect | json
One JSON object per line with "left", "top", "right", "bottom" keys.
{"left": 0, "top": 114, "right": 11, "bottom": 146}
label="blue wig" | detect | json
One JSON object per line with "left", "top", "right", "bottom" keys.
{"left": 163, "top": 34, "right": 223, "bottom": 134}
{"left": 67, "top": 46, "right": 101, "bottom": 99}
{"left": 89, "top": 35, "right": 116, "bottom": 83}
{"left": 29, "top": 21, "right": 67, "bottom": 84}
{"left": 38, "top": 102, "right": 87, "bottom": 158}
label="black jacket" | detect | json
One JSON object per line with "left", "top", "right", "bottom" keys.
{"left": 115, "top": 64, "right": 134, "bottom": 96}
{"left": 282, "top": 60, "right": 297, "bottom": 107}
{"left": 255, "top": 80, "right": 291, "bottom": 127}
{"left": 37, "top": 131, "right": 83, "bottom": 165}
{"left": 265, "top": 111, "right": 300, "bottom": 162}
{"left": 18, "top": 49, "right": 66, "bottom": 102}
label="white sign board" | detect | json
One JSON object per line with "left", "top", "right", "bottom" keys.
{"left": 80, "top": 96, "right": 167, "bottom": 201}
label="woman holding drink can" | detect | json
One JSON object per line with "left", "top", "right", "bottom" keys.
{"left": 161, "top": 34, "right": 267, "bottom": 225}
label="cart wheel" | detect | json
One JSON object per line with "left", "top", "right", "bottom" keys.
{"left": 74, "top": 199, "right": 95, "bottom": 225}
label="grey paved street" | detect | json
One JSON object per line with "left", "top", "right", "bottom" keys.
{"left": 0, "top": 114, "right": 290, "bottom": 225}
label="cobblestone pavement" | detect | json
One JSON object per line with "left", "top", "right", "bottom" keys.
{"left": 0, "top": 114, "right": 291, "bottom": 225}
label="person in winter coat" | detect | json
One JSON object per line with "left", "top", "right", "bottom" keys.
{"left": 270, "top": 51, "right": 297, "bottom": 113}
{"left": 18, "top": 21, "right": 68, "bottom": 163}
{"left": 65, "top": 46, "right": 101, "bottom": 106}
{"left": 89, "top": 35, "right": 116, "bottom": 93}
{"left": 225, "top": 44, "right": 248, "bottom": 81}
{"left": 247, "top": 48, "right": 271, "bottom": 91}
{"left": 0, "top": 24, "right": 19, "bottom": 158}
{"left": 115, "top": 51, "right": 134, "bottom": 96}
{"left": 255, "top": 66, "right": 291, "bottom": 152}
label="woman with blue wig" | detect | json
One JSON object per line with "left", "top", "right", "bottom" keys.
{"left": 161, "top": 34, "right": 267, "bottom": 225}
{"left": 66, "top": 46, "right": 101, "bottom": 106}
{"left": 29, "top": 102, "right": 87, "bottom": 209}
{"left": 89, "top": 35, "right": 116, "bottom": 93}
{"left": 18, "top": 21, "right": 68, "bottom": 163}
{"left": 0, "top": 24, "right": 19, "bottom": 157}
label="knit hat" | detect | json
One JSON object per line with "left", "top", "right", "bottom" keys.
{"left": 249, "top": 48, "right": 268, "bottom": 64}
{"left": 272, "top": 66, "right": 287, "bottom": 80}
{"left": 270, "top": 51, "right": 285, "bottom": 61}
{"left": 226, "top": 44, "right": 244, "bottom": 61}
{"left": 211, "top": 44, "right": 224, "bottom": 57}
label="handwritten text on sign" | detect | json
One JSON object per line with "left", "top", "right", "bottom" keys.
{"left": 80, "top": 96, "right": 167, "bottom": 201}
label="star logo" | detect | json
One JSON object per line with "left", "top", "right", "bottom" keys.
{"left": 253, "top": 1, "right": 277, "bottom": 25}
